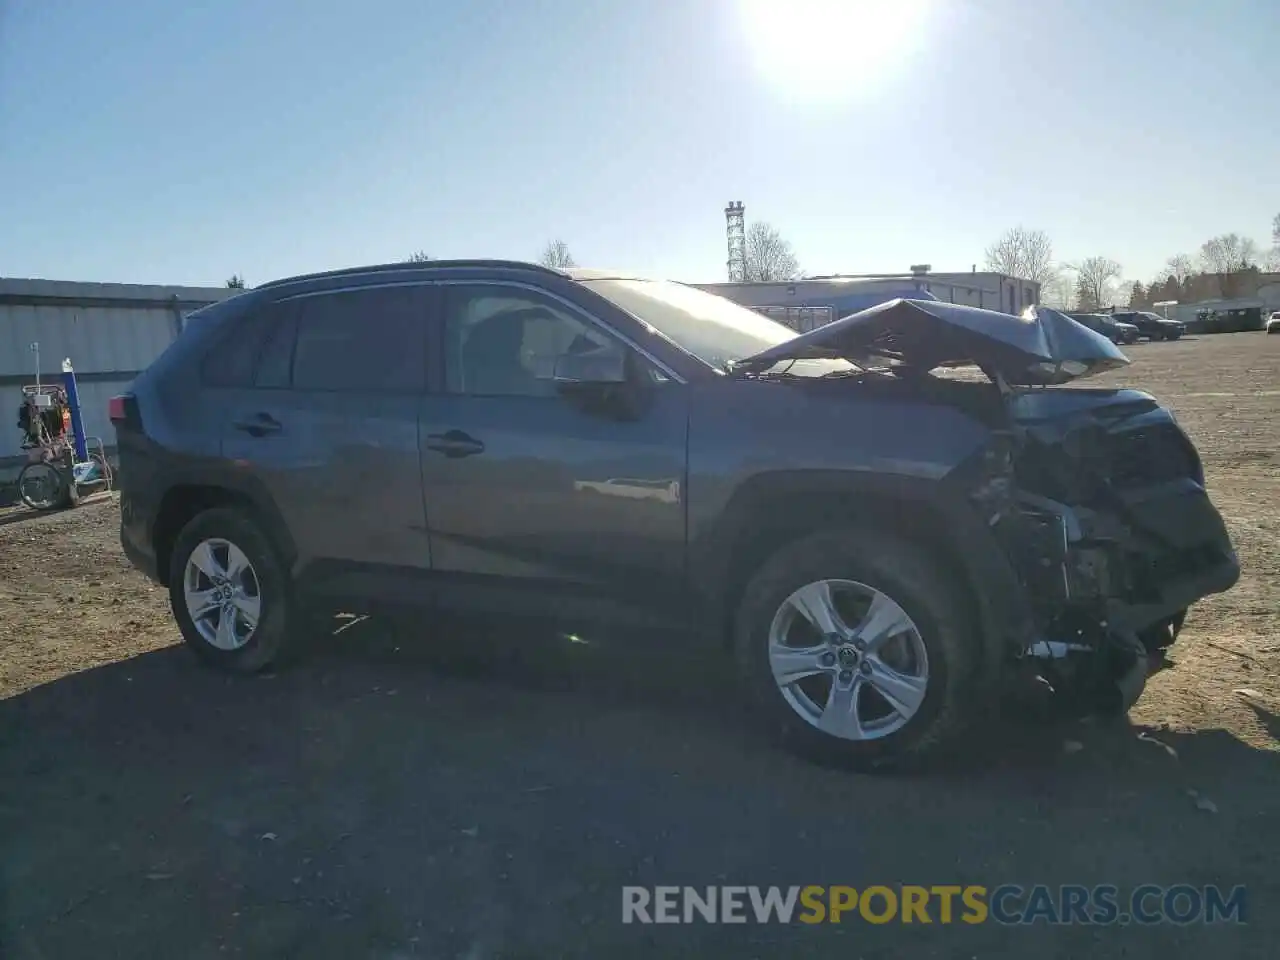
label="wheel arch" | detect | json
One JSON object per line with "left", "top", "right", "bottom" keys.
{"left": 152, "top": 472, "right": 296, "bottom": 586}
{"left": 693, "top": 469, "right": 1032, "bottom": 676}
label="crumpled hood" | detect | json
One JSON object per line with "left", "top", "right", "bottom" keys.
{"left": 734, "top": 299, "right": 1130, "bottom": 386}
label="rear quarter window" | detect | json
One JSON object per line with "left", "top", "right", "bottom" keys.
{"left": 199, "top": 303, "right": 287, "bottom": 388}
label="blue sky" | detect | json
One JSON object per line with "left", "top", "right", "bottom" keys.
{"left": 1, "top": 0, "right": 1275, "bottom": 288}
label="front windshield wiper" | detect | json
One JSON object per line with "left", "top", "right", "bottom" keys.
{"left": 724, "top": 358, "right": 765, "bottom": 378}
{"left": 724, "top": 359, "right": 802, "bottom": 380}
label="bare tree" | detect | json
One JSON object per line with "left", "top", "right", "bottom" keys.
{"left": 405, "top": 251, "right": 432, "bottom": 263}
{"left": 983, "top": 226, "right": 1058, "bottom": 285}
{"left": 1074, "top": 275, "right": 1099, "bottom": 313}
{"left": 1199, "top": 233, "right": 1258, "bottom": 273}
{"left": 1041, "top": 270, "right": 1077, "bottom": 310}
{"left": 226, "top": 274, "right": 246, "bottom": 289}
{"left": 1071, "top": 256, "right": 1122, "bottom": 312}
{"left": 538, "top": 239, "right": 576, "bottom": 270}
{"left": 1111, "top": 280, "right": 1137, "bottom": 308}
{"left": 743, "top": 222, "right": 801, "bottom": 281}
{"left": 1199, "top": 234, "right": 1259, "bottom": 297}
{"left": 1163, "top": 254, "right": 1195, "bottom": 286}
{"left": 1267, "top": 214, "right": 1280, "bottom": 271}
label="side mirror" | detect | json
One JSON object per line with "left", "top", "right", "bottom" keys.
{"left": 552, "top": 348, "right": 627, "bottom": 386}
{"left": 553, "top": 347, "right": 650, "bottom": 420}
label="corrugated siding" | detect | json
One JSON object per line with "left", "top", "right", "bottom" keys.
{"left": 0, "top": 301, "right": 177, "bottom": 378}
{"left": 0, "top": 277, "right": 232, "bottom": 466}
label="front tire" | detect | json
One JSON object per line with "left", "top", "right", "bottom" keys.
{"left": 734, "top": 527, "right": 978, "bottom": 770}
{"left": 168, "top": 507, "right": 298, "bottom": 673}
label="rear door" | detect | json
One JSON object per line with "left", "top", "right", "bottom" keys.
{"left": 417, "top": 280, "right": 689, "bottom": 622}
{"left": 218, "top": 285, "right": 434, "bottom": 588}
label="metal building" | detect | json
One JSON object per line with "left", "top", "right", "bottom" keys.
{"left": 696, "top": 269, "right": 1041, "bottom": 332}
{"left": 1, "top": 277, "right": 237, "bottom": 473}
{"left": 694, "top": 276, "right": 933, "bottom": 332}
{"left": 908, "top": 270, "right": 1041, "bottom": 314}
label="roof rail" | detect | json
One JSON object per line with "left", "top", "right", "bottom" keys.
{"left": 253, "top": 259, "right": 564, "bottom": 292}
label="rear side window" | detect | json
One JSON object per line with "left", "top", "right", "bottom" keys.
{"left": 254, "top": 304, "right": 299, "bottom": 388}
{"left": 200, "top": 302, "right": 314, "bottom": 388}
{"left": 201, "top": 315, "right": 272, "bottom": 387}
{"left": 290, "top": 287, "right": 429, "bottom": 392}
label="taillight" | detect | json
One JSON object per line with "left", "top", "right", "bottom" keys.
{"left": 109, "top": 393, "right": 142, "bottom": 431}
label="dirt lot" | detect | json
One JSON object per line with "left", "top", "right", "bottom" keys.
{"left": 2, "top": 332, "right": 1277, "bottom": 958}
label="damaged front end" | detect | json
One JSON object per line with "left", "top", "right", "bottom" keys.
{"left": 734, "top": 297, "right": 1240, "bottom": 717}
{"left": 982, "top": 387, "right": 1239, "bottom": 715}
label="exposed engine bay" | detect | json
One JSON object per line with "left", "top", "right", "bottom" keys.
{"left": 849, "top": 368, "right": 1237, "bottom": 716}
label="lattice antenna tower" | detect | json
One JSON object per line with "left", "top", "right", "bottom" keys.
{"left": 725, "top": 201, "right": 746, "bottom": 282}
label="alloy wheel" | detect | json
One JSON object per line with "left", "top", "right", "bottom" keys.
{"left": 767, "top": 578, "right": 929, "bottom": 741}
{"left": 183, "top": 538, "right": 262, "bottom": 651}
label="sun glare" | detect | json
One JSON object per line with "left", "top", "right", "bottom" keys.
{"left": 738, "top": 0, "right": 934, "bottom": 105}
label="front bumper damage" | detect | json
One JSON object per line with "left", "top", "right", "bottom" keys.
{"left": 1005, "top": 482, "right": 1238, "bottom": 635}
{"left": 998, "top": 484, "right": 1237, "bottom": 713}
{"left": 982, "top": 403, "right": 1239, "bottom": 716}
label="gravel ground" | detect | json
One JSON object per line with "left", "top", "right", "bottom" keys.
{"left": 1, "top": 332, "right": 1277, "bottom": 959}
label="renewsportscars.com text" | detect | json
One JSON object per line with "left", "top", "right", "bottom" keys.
{"left": 621, "top": 884, "right": 1247, "bottom": 926}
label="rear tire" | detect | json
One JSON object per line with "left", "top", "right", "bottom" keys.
{"left": 168, "top": 507, "right": 299, "bottom": 674}
{"left": 734, "top": 527, "right": 979, "bottom": 770}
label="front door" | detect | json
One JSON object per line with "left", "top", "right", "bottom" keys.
{"left": 418, "top": 281, "right": 689, "bottom": 623}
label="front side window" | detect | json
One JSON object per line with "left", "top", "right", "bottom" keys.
{"left": 444, "top": 285, "right": 625, "bottom": 397}
{"left": 287, "top": 287, "right": 429, "bottom": 392}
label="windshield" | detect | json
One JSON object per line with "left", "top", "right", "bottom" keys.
{"left": 581, "top": 277, "right": 799, "bottom": 370}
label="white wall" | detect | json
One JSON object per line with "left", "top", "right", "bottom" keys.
{"left": 920, "top": 272, "right": 1040, "bottom": 313}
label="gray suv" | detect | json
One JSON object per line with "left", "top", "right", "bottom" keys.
{"left": 112, "top": 261, "right": 1238, "bottom": 768}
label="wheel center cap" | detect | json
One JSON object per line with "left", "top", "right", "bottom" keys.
{"left": 837, "top": 645, "right": 860, "bottom": 668}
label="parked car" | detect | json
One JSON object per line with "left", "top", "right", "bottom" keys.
{"left": 1068, "top": 312, "right": 1139, "bottom": 344}
{"left": 111, "top": 261, "right": 1239, "bottom": 769}
{"left": 1265, "top": 311, "right": 1280, "bottom": 334}
{"left": 1108, "top": 310, "right": 1185, "bottom": 341}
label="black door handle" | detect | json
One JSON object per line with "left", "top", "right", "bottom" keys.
{"left": 232, "top": 413, "right": 282, "bottom": 437}
{"left": 424, "top": 430, "right": 485, "bottom": 458}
